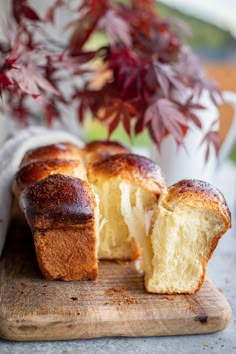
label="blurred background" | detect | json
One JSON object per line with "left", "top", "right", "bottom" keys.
{"left": 159, "top": 0, "right": 236, "bottom": 164}
{"left": 81, "top": 0, "right": 236, "bottom": 163}
{"left": 0, "top": 0, "right": 235, "bottom": 163}
{"left": 0, "top": 1, "right": 235, "bottom": 238}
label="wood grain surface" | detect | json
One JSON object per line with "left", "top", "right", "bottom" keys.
{"left": 0, "top": 224, "right": 232, "bottom": 341}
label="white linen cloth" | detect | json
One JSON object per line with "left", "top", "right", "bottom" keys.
{"left": 0, "top": 126, "right": 84, "bottom": 256}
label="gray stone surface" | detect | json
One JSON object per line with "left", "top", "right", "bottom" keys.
{"left": 0, "top": 161, "right": 235, "bottom": 354}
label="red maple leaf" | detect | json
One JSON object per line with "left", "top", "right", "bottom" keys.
{"left": 0, "top": 0, "right": 222, "bottom": 155}
{"left": 99, "top": 98, "right": 137, "bottom": 137}
{"left": 200, "top": 120, "right": 220, "bottom": 161}
{"left": 79, "top": 0, "right": 109, "bottom": 16}
{"left": 153, "top": 61, "right": 185, "bottom": 97}
{"left": 176, "top": 96, "right": 206, "bottom": 130}
{"left": 144, "top": 98, "right": 188, "bottom": 149}
{"left": 107, "top": 46, "right": 147, "bottom": 99}
{"left": 67, "top": 0, "right": 109, "bottom": 51}
{"left": 12, "top": 0, "right": 40, "bottom": 23}
{"left": 130, "top": 0, "right": 157, "bottom": 14}
{"left": 98, "top": 9, "right": 131, "bottom": 47}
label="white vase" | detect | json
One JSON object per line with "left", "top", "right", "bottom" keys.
{"left": 151, "top": 91, "right": 236, "bottom": 185}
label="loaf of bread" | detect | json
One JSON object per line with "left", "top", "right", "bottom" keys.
{"left": 13, "top": 140, "right": 231, "bottom": 293}
{"left": 20, "top": 174, "right": 98, "bottom": 281}
{"left": 87, "top": 153, "right": 167, "bottom": 260}
{"left": 13, "top": 142, "right": 99, "bottom": 281}
{"left": 135, "top": 180, "right": 231, "bottom": 294}
{"left": 12, "top": 140, "right": 134, "bottom": 280}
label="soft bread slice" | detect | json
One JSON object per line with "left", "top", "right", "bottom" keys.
{"left": 145, "top": 179, "right": 231, "bottom": 294}
{"left": 88, "top": 153, "right": 166, "bottom": 260}
{"left": 20, "top": 174, "right": 98, "bottom": 281}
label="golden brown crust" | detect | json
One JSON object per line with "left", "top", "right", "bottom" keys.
{"left": 88, "top": 153, "right": 166, "bottom": 194}
{"left": 21, "top": 142, "right": 81, "bottom": 166}
{"left": 20, "top": 174, "right": 95, "bottom": 229}
{"left": 82, "top": 140, "right": 130, "bottom": 165}
{"left": 15, "top": 142, "right": 99, "bottom": 282}
{"left": 165, "top": 179, "right": 231, "bottom": 230}
{"left": 33, "top": 227, "right": 98, "bottom": 281}
{"left": 84, "top": 140, "right": 129, "bottom": 154}
{"left": 13, "top": 158, "right": 86, "bottom": 197}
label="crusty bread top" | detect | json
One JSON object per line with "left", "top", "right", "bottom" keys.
{"left": 20, "top": 174, "right": 95, "bottom": 229}
{"left": 84, "top": 140, "right": 129, "bottom": 155}
{"left": 88, "top": 153, "right": 166, "bottom": 194}
{"left": 83, "top": 140, "right": 130, "bottom": 164}
{"left": 14, "top": 158, "right": 85, "bottom": 196}
{"left": 21, "top": 142, "right": 81, "bottom": 166}
{"left": 163, "top": 179, "right": 231, "bottom": 229}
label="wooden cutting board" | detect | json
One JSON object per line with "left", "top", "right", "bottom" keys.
{"left": 0, "top": 224, "right": 232, "bottom": 341}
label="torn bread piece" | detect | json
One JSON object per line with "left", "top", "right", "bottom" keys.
{"left": 145, "top": 179, "right": 231, "bottom": 294}
{"left": 88, "top": 153, "right": 166, "bottom": 260}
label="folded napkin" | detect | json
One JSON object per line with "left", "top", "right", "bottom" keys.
{"left": 0, "top": 126, "right": 84, "bottom": 256}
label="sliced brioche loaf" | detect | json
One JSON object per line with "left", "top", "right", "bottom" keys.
{"left": 144, "top": 179, "right": 231, "bottom": 294}
{"left": 20, "top": 174, "right": 98, "bottom": 281}
{"left": 88, "top": 153, "right": 166, "bottom": 261}
{"left": 13, "top": 139, "right": 231, "bottom": 291}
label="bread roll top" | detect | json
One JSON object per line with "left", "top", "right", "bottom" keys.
{"left": 21, "top": 142, "right": 81, "bottom": 166}
{"left": 84, "top": 140, "right": 129, "bottom": 154}
{"left": 83, "top": 140, "right": 130, "bottom": 164}
{"left": 20, "top": 174, "right": 95, "bottom": 229}
{"left": 88, "top": 153, "right": 166, "bottom": 194}
{"left": 163, "top": 179, "right": 231, "bottom": 227}
{"left": 14, "top": 158, "right": 87, "bottom": 197}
